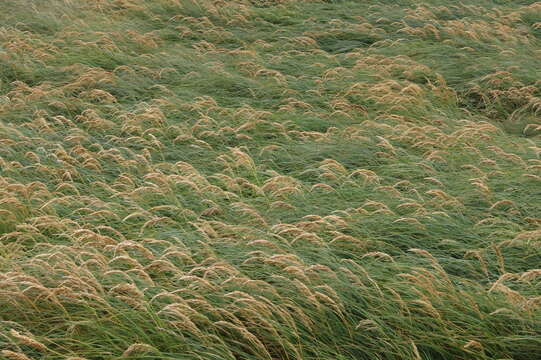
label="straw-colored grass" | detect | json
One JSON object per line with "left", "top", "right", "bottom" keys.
{"left": 0, "top": 0, "right": 540, "bottom": 359}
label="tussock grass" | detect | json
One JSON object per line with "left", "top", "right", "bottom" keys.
{"left": 0, "top": 0, "right": 540, "bottom": 359}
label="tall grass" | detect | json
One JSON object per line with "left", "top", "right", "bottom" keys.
{"left": 0, "top": 0, "right": 540, "bottom": 359}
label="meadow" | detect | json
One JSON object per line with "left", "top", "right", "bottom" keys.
{"left": 0, "top": 0, "right": 540, "bottom": 359}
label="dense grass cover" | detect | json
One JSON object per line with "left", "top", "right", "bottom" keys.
{"left": 0, "top": 0, "right": 540, "bottom": 359}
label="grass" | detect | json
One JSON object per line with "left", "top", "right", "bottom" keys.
{"left": 0, "top": 0, "right": 540, "bottom": 359}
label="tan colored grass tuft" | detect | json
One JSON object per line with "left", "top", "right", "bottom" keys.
{"left": 9, "top": 329, "right": 48, "bottom": 352}
{"left": 1, "top": 351, "right": 32, "bottom": 360}
{"left": 362, "top": 252, "right": 394, "bottom": 262}
{"left": 121, "top": 343, "right": 157, "bottom": 357}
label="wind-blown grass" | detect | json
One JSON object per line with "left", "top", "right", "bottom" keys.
{"left": 0, "top": 0, "right": 540, "bottom": 359}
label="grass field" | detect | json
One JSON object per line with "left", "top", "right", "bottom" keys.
{"left": 1, "top": 0, "right": 540, "bottom": 359}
